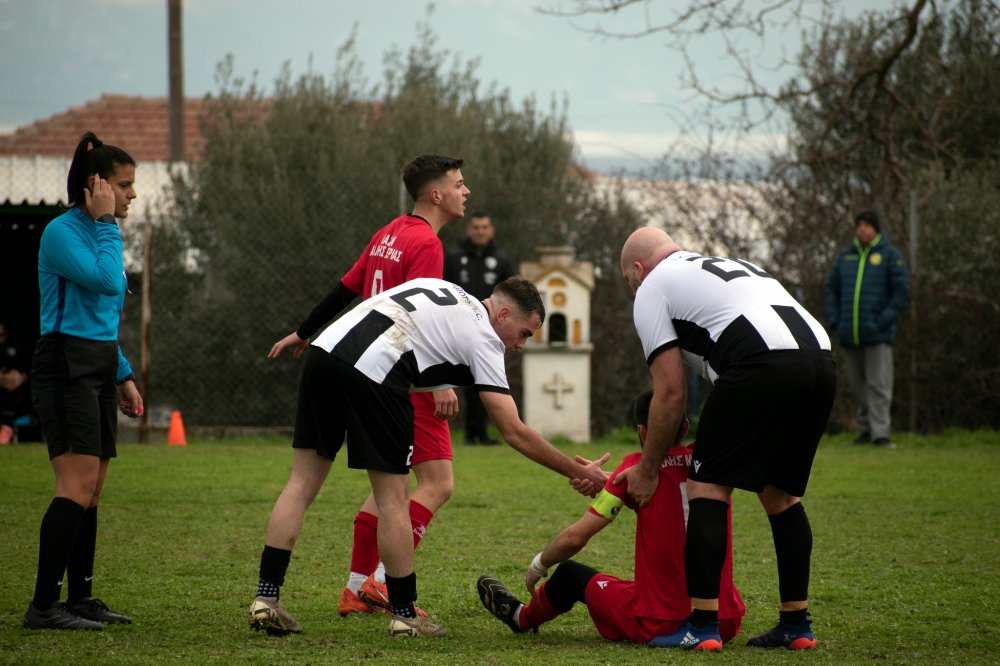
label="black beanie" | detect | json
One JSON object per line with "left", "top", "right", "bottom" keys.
{"left": 854, "top": 210, "right": 880, "bottom": 232}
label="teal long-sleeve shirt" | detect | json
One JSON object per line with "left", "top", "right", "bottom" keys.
{"left": 37, "top": 207, "right": 134, "bottom": 382}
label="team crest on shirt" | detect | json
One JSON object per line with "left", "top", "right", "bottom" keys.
{"left": 869, "top": 253, "right": 882, "bottom": 266}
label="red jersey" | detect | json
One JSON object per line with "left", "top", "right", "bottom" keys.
{"left": 588, "top": 448, "right": 744, "bottom": 624}
{"left": 341, "top": 215, "right": 444, "bottom": 298}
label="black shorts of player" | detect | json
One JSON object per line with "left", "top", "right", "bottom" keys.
{"left": 31, "top": 334, "right": 119, "bottom": 460}
{"left": 690, "top": 350, "right": 835, "bottom": 497}
{"left": 292, "top": 346, "right": 415, "bottom": 474}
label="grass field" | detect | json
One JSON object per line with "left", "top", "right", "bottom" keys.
{"left": 1, "top": 430, "right": 998, "bottom": 665}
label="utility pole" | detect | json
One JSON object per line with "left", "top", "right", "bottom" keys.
{"left": 168, "top": 0, "right": 184, "bottom": 163}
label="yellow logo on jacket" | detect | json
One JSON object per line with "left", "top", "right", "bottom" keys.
{"left": 869, "top": 253, "right": 883, "bottom": 266}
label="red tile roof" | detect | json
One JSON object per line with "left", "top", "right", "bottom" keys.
{"left": 0, "top": 95, "right": 206, "bottom": 163}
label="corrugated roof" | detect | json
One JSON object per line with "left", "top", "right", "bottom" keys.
{"left": 0, "top": 94, "right": 205, "bottom": 164}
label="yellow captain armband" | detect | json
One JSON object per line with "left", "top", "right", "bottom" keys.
{"left": 590, "top": 489, "right": 624, "bottom": 522}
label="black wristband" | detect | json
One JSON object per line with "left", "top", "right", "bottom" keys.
{"left": 116, "top": 374, "right": 135, "bottom": 386}
{"left": 97, "top": 214, "right": 117, "bottom": 224}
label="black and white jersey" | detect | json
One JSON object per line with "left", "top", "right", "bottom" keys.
{"left": 312, "top": 278, "right": 510, "bottom": 394}
{"left": 633, "top": 251, "right": 831, "bottom": 383}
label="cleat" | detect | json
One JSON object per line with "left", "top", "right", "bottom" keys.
{"left": 23, "top": 602, "right": 104, "bottom": 630}
{"left": 476, "top": 575, "right": 526, "bottom": 634}
{"left": 248, "top": 596, "right": 302, "bottom": 636}
{"left": 388, "top": 613, "right": 445, "bottom": 638}
{"left": 649, "top": 620, "right": 723, "bottom": 652}
{"left": 65, "top": 597, "right": 132, "bottom": 624}
{"left": 358, "top": 575, "right": 427, "bottom": 617}
{"left": 358, "top": 575, "right": 390, "bottom": 612}
{"left": 339, "top": 587, "right": 376, "bottom": 616}
{"left": 746, "top": 618, "right": 816, "bottom": 650}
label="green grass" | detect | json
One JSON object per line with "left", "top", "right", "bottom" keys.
{"left": 1, "top": 430, "right": 998, "bottom": 665}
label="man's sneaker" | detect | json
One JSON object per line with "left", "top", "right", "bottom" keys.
{"left": 388, "top": 613, "right": 446, "bottom": 638}
{"left": 248, "top": 596, "right": 302, "bottom": 636}
{"left": 852, "top": 433, "right": 872, "bottom": 445}
{"left": 476, "top": 575, "right": 525, "bottom": 633}
{"left": 358, "top": 575, "right": 427, "bottom": 617}
{"left": 649, "top": 620, "right": 723, "bottom": 652}
{"left": 23, "top": 602, "right": 104, "bottom": 630}
{"left": 65, "top": 597, "right": 132, "bottom": 624}
{"left": 873, "top": 437, "right": 897, "bottom": 449}
{"left": 338, "top": 587, "right": 375, "bottom": 616}
{"left": 746, "top": 618, "right": 816, "bottom": 650}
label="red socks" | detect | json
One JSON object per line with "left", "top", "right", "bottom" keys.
{"left": 350, "top": 500, "right": 435, "bottom": 574}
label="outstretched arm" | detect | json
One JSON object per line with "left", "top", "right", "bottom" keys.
{"left": 480, "top": 391, "right": 608, "bottom": 496}
{"left": 525, "top": 512, "right": 609, "bottom": 598}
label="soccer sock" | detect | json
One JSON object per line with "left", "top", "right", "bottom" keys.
{"left": 769, "top": 502, "right": 812, "bottom": 604}
{"left": 347, "top": 511, "right": 380, "bottom": 592}
{"left": 519, "top": 581, "right": 562, "bottom": 629}
{"left": 780, "top": 609, "right": 809, "bottom": 625}
{"left": 409, "top": 500, "right": 434, "bottom": 549}
{"left": 684, "top": 498, "right": 729, "bottom": 609}
{"left": 386, "top": 572, "right": 418, "bottom": 618}
{"left": 691, "top": 608, "right": 718, "bottom": 627}
{"left": 32, "top": 497, "right": 86, "bottom": 610}
{"left": 258, "top": 545, "right": 292, "bottom": 600}
{"left": 66, "top": 506, "right": 98, "bottom": 603}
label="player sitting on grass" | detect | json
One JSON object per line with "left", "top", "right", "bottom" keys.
{"left": 477, "top": 390, "right": 744, "bottom": 650}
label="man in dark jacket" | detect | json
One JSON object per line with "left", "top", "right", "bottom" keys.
{"left": 443, "top": 212, "right": 515, "bottom": 444}
{"left": 824, "top": 210, "right": 909, "bottom": 448}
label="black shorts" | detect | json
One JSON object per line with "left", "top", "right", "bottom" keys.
{"left": 690, "top": 350, "right": 835, "bottom": 497}
{"left": 31, "top": 334, "right": 119, "bottom": 460}
{"left": 292, "top": 347, "right": 414, "bottom": 474}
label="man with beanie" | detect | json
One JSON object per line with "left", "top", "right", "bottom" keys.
{"left": 824, "top": 210, "right": 910, "bottom": 448}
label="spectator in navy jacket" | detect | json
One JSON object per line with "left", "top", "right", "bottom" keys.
{"left": 824, "top": 210, "right": 909, "bottom": 448}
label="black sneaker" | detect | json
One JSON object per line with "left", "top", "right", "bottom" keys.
{"left": 476, "top": 575, "right": 526, "bottom": 633}
{"left": 852, "top": 433, "right": 872, "bottom": 445}
{"left": 873, "top": 437, "right": 897, "bottom": 449}
{"left": 479, "top": 436, "right": 501, "bottom": 446}
{"left": 65, "top": 597, "right": 132, "bottom": 624}
{"left": 23, "top": 602, "right": 104, "bottom": 630}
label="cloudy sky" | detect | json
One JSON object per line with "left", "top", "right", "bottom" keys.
{"left": 0, "top": 0, "right": 897, "bottom": 172}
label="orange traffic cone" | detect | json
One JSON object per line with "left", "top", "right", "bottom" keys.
{"left": 167, "top": 410, "right": 187, "bottom": 446}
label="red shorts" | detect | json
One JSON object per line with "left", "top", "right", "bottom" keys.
{"left": 410, "top": 391, "right": 452, "bottom": 464}
{"left": 584, "top": 574, "right": 742, "bottom": 644}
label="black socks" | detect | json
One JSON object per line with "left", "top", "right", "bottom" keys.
{"left": 386, "top": 572, "right": 418, "bottom": 618}
{"left": 257, "top": 545, "right": 292, "bottom": 599}
{"left": 32, "top": 497, "right": 86, "bottom": 610}
{"left": 67, "top": 506, "right": 98, "bottom": 603}
{"left": 769, "top": 502, "right": 812, "bottom": 603}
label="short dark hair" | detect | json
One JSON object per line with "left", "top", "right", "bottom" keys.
{"left": 402, "top": 154, "right": 464, "bottom": 201}
{"left": 66, "top": 131, "right": 136, "bottom": 207}
{"left": 468, "top": 211, "right": 490, "bottom": 220}
{"left": 493, "top": 277, "right": 545, "bottom": 325}
{"left": 632, "top": 390, "right": 688, "bottom": 445}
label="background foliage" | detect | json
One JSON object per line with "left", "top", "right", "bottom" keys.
{"left": 125, "top": 3, "right": 998, "bottom": 437}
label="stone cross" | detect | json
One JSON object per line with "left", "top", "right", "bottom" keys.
{"left": 543, "top": 373, "right": 575, "bottom": 409}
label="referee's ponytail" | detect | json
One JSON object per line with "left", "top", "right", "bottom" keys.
{"left": 66, "top": 131, "right": 136, "bottom": 208}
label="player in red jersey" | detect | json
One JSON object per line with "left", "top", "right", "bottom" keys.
{"left": 256, "top": 155, "right": 469, "bottom": 629}
{"left": 477, "top": 390, "right": 744, "bottom": 647}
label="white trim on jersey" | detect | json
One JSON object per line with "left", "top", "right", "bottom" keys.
{"left": 633, "top": 251, "right": 831, "bottom": 383}
{"left": 312, "top": 278, "right": 510, "bottom": 393}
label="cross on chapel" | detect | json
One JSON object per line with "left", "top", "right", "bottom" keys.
{"left": 543, "top": 373, "right": 575, "bottom": 409}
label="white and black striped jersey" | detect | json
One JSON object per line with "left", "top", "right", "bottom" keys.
{"left": 312, "top": 278, "right": 510, "bottom": 394}
{"left": 633, "top": 251, "right": 831, "bottom": 383}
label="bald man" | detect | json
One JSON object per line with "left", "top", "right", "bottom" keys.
{"left": 615, "top": 227, "right": 835, "bottom": 652}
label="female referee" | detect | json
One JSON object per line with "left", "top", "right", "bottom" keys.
{"left": 24, "top": 131, "right": 143, "bottom": 630}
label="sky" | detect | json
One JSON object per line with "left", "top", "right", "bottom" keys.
{"left": 0, "top": 0, "right": 898, "bottom": 173}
